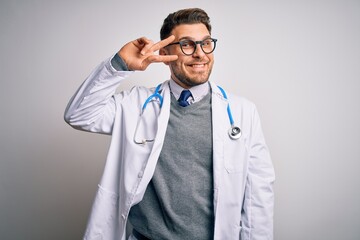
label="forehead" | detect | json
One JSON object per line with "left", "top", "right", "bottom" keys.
{"left": 171, "top": 23, "right": 211, "bottom": 40}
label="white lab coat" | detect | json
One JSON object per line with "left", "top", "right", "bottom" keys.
{"left": 64, "top": 57, "right": 275, "bottom": 240}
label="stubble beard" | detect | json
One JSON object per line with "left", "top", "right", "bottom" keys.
{"left": 170, "top": 63, "right": 213, "bottom": 88}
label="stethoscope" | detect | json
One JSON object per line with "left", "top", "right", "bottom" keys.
{"left": 134, "top": 83, "right": 241, "bottom": 145}
{"left": 217, "top": 85, "right": 242, "bottom": 140}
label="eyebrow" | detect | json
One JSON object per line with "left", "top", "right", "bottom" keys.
{"left": 178, "top": 35, "right": 211, "bottom": 41}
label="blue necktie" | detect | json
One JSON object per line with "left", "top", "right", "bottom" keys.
{"left": 178, "top": 90, "right": 192, "bottom": 107}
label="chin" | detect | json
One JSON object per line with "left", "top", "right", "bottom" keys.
{"left": 185, "top": 77, "right": 210, "bottom": 87}
{"left": 171, "top": 65, "right": 212, "bottom": 88}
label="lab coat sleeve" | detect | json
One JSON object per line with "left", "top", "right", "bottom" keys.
{"left": 241, "top": 105, "right": 275, "bottom": 240}
{"left": 64, "top": 57, "right": 133, "bottom": 134}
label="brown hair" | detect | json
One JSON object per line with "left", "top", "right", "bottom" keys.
{"left": 160, "top": 8, "right": 212, "bottom": 40}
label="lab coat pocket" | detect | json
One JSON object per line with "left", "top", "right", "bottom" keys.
{"left": 224, "top": 137, "right": 249, "bottom": 173}
{"left": 84, "top": 185, "right": 120, "bottom": 239}
{"left": 232, "top": 223, "right": 242, "bottom": 240}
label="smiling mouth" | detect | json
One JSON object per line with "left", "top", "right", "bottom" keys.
{"left": 188, "top": 63, "right": 207, "bottom": 68}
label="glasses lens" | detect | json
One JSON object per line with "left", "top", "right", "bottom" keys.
{"left": 180, "top": 40, "right": 196, "bottom": 55}
{"left": 201, "top": 39, "right": 216, "bottom": 54}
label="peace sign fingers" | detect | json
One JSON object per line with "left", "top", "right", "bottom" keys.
{"left": 140, "top": 35, "right": 176, "bottom": 55}
{"left": 118, "top": 35, "right": 178, "bottom": 71}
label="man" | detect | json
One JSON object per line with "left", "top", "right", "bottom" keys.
{"left": 65, "top": 8, "right": 275, "bottom": 240}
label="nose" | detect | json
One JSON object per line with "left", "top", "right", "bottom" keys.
{"left": 192, "top": 43, "right": 206, "bottom": 58}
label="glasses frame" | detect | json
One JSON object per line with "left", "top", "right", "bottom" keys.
{"left": 167, "top": 38, "right": 218, "bottom": 56}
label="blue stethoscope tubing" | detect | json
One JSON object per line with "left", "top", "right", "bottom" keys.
{"left": 139, "top": 83, "right": 241, "bottom": 142}
{"left": 142, "top": 84, "right": 164, "bottom": 112}
{"left": 216, "top": 86, "right": 242, "bottom": 140}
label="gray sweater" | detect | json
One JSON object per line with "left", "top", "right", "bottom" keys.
{"left": 129, "top": 92, "right": 214, "bottom": 240}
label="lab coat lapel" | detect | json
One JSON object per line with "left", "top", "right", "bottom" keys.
{"left": 152, "top": 81, "right": 172, "bottom": 155}
{"left": 135, "top": 81, "right": 171, "bottom": 195}
{"left": 210, "top": 82, "right": 229, "bottom": 211}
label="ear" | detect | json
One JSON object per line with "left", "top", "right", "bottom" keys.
{"left": 159, "top": 48, "right": 170, "bottom": 66}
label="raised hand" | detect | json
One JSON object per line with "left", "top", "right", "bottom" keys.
{"left": 118, "top": 35, "right": 178, "bottom": 71}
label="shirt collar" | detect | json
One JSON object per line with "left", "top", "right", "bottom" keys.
{"left": 169, "top": 79, "right": 210, "bottom": 104}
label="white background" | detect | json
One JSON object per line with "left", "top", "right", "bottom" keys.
{"left": 0, "top": 0, "right": 359, "bottom": 239}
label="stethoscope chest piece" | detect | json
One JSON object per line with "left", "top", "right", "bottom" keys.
{"left": 229, "top": 126, "right": 242, "bottom": 140}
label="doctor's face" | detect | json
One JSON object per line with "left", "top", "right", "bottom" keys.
{"left": 161, "top": 23, "right": 215, "bottom": 89}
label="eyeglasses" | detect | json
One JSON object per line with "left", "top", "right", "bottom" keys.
{"left": 168, "top": 38, "right": 217, "bottom": 56}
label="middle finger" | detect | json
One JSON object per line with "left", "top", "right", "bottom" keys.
{"left": 148, "top": 35, "right": 176, "bottom": 53}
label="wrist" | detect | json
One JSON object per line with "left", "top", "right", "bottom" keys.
{"left": 111, "top": 53, "right": 130, "bottom": 71}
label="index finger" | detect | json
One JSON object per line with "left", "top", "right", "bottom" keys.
{"left": 149, "top": 35, "right": 176, "bottom": 52}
